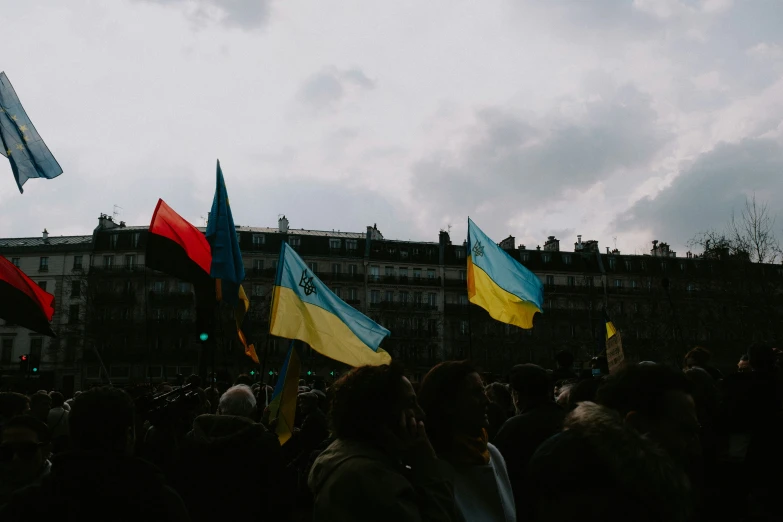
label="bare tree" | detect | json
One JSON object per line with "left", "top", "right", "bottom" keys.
{"left": 729, "top": 194, "right": 781, "bottom": 264}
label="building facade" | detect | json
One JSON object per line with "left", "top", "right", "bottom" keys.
{"left": 3, "top": 214, "right": 781, "bottom": 391}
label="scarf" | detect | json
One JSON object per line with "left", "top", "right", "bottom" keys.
{"left": 448, "top": 427, "right": 490, "bottom": 466}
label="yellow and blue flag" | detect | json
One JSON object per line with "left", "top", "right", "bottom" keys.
{"left": 268, "top": 341, "right": 301, "bottom": 445}
{"left": 467, "top": 218, "right": 544, "bottom": 329}
{"left": 605, "top": 310, "right": 617, "bottom": 340}
{"left": 270, "top": 242, "right": 391, "bottom": 367}
{"left": 0, "top": 72, "right": 62, "bottom": 193}
{"left": 205, "top": 160, "right": 257, "bottom": 363}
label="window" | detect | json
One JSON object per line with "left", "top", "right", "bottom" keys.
{"left": 124, "top": 281, "right": 134, "bottom": 295}
{"left": 289, "top": 236, "right": 301, "bottom": 248}
{"left": 413, "top": 248, "right": 420, "bottom": 256}
{"left": 640, "top": 261, "right": 647, "bottom": 270}
{"left": 428, "top": 293, "right": 437, "bottom": 307}
{"left": 236, "top": 232, "right": 242, "bottom": 244}
{"left": 109, "top": 234, "right": 118, "bottom": 249}
{"left": 413, "top": 269, "right": 421, "bottom": 280}
{"left": 400, "top": 249, "right": 409, "bottom": 259}
{"left": 178, "top": 282, "right": 190, "bottom": 293}
{"left": 563, "top": 254, "right": 572, "bottom": 265}
{"left": 39, "top": 257, "right": 48, "bottom": 271}
{"left": 546, "top": 275, "right": 554, "bottom": 286}
{"left": 331, "top": 263, "right": 341, "bottom": 275}
{"left": 458, "top": 270, "right": 466, "bottom": 281}
{"left": 38, "top": 281, "right": 47, "bottom": 292}
{"left": 399, "top": 267, "right": 409, "bottom": 279}
{"left": 521, "top": 253, "right": 530, "bottom": 263}
{"left": 11, "top": 257, "right": 20, "bottom": 267}
{"left": 614, "top": 279, "right": 623, "bottom": 288}
{"left": 349, "top": 264, "right": 358, "bottom": 276}
{"left": 133, "top": 233, "right": 140, "bottom": 247}
{"left": 103, "top": 255, "right": 114, "bottom": 269}
{"left": 370, "top": 290, "right": 380, "bottom": 304}
{"left": 346, "top": 240, "right": 358, "bottom": 251}
{"left": 125, "top": 254, "right": 135, "bottom": 269}
{"left": 687, "top": 283, "right": 695, "bottom": 293}
{"left": 631, "top": 280, "right": 638, "bottom": 289}
{"left": 333, "top": 287, "right": 341, "bottom": 298}
{"left": 370, "top": 266, "right": 380, "bottom": 281}
{"left": 385, "top": 266, "right": 395, "bottom": 277}
{"left": 253, "top": 259, "right": 264, "bottom": 271}
{"left": 625, "top": 260, "right": 632, "bottom": 271}
{"left": 458, "top": 294, "right": 468, "bottom": 305}
{"left": 71, "top": 280, "right": 81, "bottom": 298}
{"left": 252, "top": 234, "right": 265, "bottom": 246}
{"left": 456, "top": 248, "right": 465, "bottom": 259}
{"left": 679, "top": 263, "right": 685, "bottom": 272}
{"left": 427, "top": 269, "right": 435, "bottom": 280}
{"left": 329, "top": 239, "right": 341, "bottom": 250}
{"left": 73, "top": 255, "right": 82, "bottom": 269}
{"left": 385, "top": 290, "right": 394, "bottom": 302}
{"left": 120, "top": 308, "right": 131, "bottom": 321}
{"left": 69, "top": 305, "right": 79, "bottom": 324}
{"left": 400, "top": 291, "right": 410, "bottom": 304}
{"left": 307, "top": 262, "right": 318, "bottom": 274}
{"left": 661, "top": 261, "right": 667, "bottom": 271}
{"left": 347, "top": 288, "right": 357, "bottom": 301}
{"left": 414, "top": 292, "right": 423, "bottom": 305}
{"left": 30, "top": 338, "right": 42, "bottom": 359}
{"left": 152, "top": 281, "right": 164, "bottom": 293}
{"left": 1, "top": 338, "right": 13, "bottom": 364}
{"left": 459, "top": 320, "right": 469, "bottom": 336}
{"left": 608, "top": 257, "right": 616, "bottom": 270}
{"left": 567, "top": 276, "right": 575, "bottom": 287}
{"left": 542, "top": 253, "right": 551, "bottom": 263}
{"left": 253, "top": 284, "right": 263, "bottom": 297}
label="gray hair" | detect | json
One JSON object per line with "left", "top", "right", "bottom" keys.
{"left": 218, "top": 385, "right": 257, "bottom": 418}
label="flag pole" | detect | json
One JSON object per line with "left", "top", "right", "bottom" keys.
{"left": 467, "top": 303, "right": 474, "bottom": 360}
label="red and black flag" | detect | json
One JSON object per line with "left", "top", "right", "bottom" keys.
{"left": 0, "top": 255, "right": 55, "bottom": 336}
{"left": 145, "top": 199, "right": 215, "bottom": 305}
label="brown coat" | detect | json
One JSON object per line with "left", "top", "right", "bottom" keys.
{"left": 308, "top": 438, "right": 456, "bottom": 522}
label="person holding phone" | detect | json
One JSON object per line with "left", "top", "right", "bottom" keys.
{"left": 309, "top": 363, "right": 456, "bottom": 522}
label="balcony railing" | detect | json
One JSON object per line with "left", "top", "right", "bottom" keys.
{"left": 378, "top": 276, "right": 442, "bottom": 286}
{"left": 322, "top": 272, "right": 365, "bottom": 282}
{"left": 444, "top": 278, "right": 467, "bottom": 287}
{"left": 445, "top": 303, "right": 470, "bottom": 314}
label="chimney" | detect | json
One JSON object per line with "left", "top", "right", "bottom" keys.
{"left": 544, "top": 235, "right": 560, "bottom": 252}
{"left": 42, "top": 229, "right": 49, "bottom": 242}
{"left": 97, "top": 214, "right": 118, "bottom": 230}
{"left": 278, "top": 215, "right": 289, "bottom": 233}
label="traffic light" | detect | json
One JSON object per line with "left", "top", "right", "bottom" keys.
{"left": 195, "top": 306, "right": 215, "bottom": 344}
{"left": 249, "top": 370, "right": 256, "bottom": 376}
{"left": 306, "top": 370, "right": 312, "bottom": 376}
{"left": 268, "top": 370, "right": 274, "bottom": 376}
{"left": 329, "top": 370, "right": 335, "bottom": 377}
{"left": 199, "top": 333, "right": 209, "bottom": 342}
{"left": 19, "top": 354, "right": 29, "bottom": 373}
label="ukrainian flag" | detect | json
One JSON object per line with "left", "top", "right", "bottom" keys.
{"left": 268, "top": 341, "right": 301, "bottom": 445}
{"left": 467, "top": 218, "right": 544, "bottom": 329}
{"left": 270, "top": 242, "right": 391, "bottom": 367}
{"left": 605, "top": 311, "right": 617, "bottom": 340}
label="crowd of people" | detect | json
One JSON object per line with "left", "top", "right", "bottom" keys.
{"left": 0, "top": 343, "right": 781, "bottom": 521}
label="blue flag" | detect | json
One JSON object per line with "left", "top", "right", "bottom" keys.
{"left": 0, "top": 72, "right": 62, "bottom": 193}
{"left": 206, "top": 160, "right": 244, "bottom": 306}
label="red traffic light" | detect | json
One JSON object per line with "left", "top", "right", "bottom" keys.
{"left": 20, "top": 354, "right": 28, "bottom": 362}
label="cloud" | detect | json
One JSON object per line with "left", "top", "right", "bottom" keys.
{"left": 297, "top": 67, "right": 376, "bottom": 112}
{"left": 136, "top": 0, "right": 272, "bottom": 30}
{"left": 410, "top": 84, "right": 670, "bottom": 236}
{"left": 614, "top": 136, "right": 783, "bottom": 250}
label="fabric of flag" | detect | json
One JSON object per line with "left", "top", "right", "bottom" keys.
{"left": 235, "top": 285, "right": 258, "bottom": 363}
{"left": 467, "top": 218, "right": 544, "bottom": 329}
{"left": 270, "top": 242, "right": 391, "bottom": 367}
{"left": 605, "top": 311, "right": 617, "bottom": 340}
{"left": 0, "top": 255, "right": 56, "bottom": 336}
{"left": 0, "top": 72, "right": 62, "bottom": 193}
{"left": 267, "top": 341, "right": 301, "bottom": 445}
{"left": 205, "top": 160, "right": 244, "bottom": 306}
{"left": 145, "top": 199, "right": 214, "bottom": 304}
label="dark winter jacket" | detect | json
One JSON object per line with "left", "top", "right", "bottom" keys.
{"left": 308, "top": 438, "right": 456, "bottom": 522}
{"left": 175, "top": 414, "right": 290, "bottom": 522}
{"left": 0, "top": 451, "right": 189, "bottom": 521}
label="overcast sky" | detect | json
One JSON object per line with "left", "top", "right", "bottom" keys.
{"left": 1, "top": 0, "right": 782, "bottom": 255}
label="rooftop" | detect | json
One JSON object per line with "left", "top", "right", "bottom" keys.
{"left": 0, "top": 235, "right": 93, "bottom": 248}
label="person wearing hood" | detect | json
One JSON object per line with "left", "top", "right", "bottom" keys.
{"left": 418, "top": 361, "right": 516, "bottom": 522}
{"left": 0, "top": 415, "right": 52, "bottom": 505}
{"left": 0, "top": 386, "right": 189, "bottom": 521}
{"left": 308, "top": 362, "right": 456, "bottom": 522}
{"left": 176, "top": 384, "right": 289, "bottom": 522}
